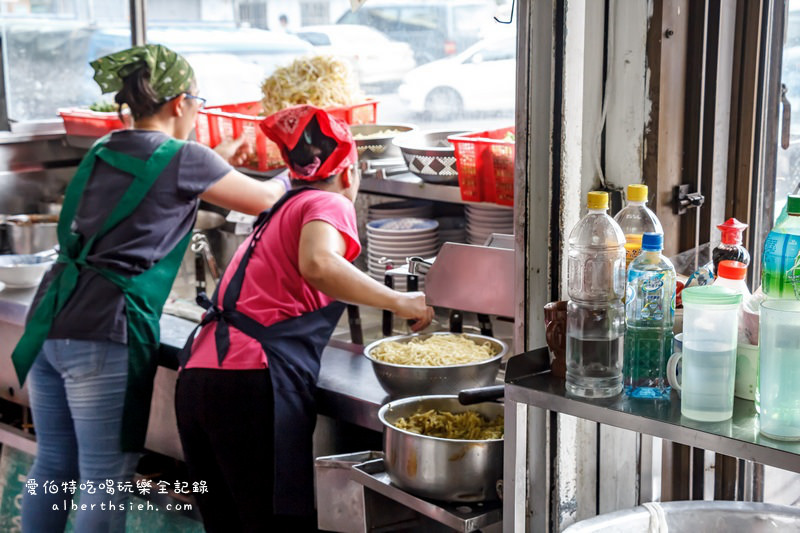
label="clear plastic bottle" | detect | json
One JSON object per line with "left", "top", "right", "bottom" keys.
{"left": 762, "top": 195, "right": 800, "bottom": 300}
{"left": 623, "top": 233, "right": 676, "bottom": 399}
{"left": 566, "top": 191, "right": 627, "bottom": 398}
{"left": 614, "top": 184, "right": 664, "bottom": 269}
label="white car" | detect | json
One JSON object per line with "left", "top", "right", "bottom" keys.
{"left": 295, "top": 24, "right": 416, "bottom": 86}
{"left": 398, "top": 36, "right": 516, "bottom": 118}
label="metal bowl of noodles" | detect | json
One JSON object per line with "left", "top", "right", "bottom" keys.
{"left": 379, "top": 394, "right": 504, "bottom": 502}
{"left": 350, "top": 123, "right": 417, "bottom": 160}
{"left": 363, "top": 332, "right": 507, "bottom": 398}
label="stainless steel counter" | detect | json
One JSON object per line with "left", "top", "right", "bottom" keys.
{"left": 505, "top": 365, "right": 800, "bottom": 475}
{"left": 0, "top": 288, "right": 388, "bottom": 433}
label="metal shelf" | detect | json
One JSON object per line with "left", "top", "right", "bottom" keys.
{"left": 359, "top": 173, "right": 513, "bottom": 208}
{"left": 504, "top": 351, "right": 800, "bottom": 474}
{"left": 352, "top": 459, "right": 502, "bottom": 532}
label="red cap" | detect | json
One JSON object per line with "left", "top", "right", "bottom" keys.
{"left": 259, "top": 105, "right": 357, "bottom": 181}
{"left": 717, "top": 218, "right": 747, "bottom": 245}
{"left": 717, "top": 260, "right": 747, "bottom": 281}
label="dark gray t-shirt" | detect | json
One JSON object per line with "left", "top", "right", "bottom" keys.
{"left": 32, "top": 129, "right": 232, "bottom": 343}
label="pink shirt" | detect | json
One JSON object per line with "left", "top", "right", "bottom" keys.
{"left": 185, "top": 189, "right": 361, "bottom": 370}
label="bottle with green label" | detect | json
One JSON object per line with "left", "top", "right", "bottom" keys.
{"left": 762, "top": 195, "right": 800, "bottom": 300}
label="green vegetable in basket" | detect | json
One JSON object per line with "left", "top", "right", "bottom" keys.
{"left": 88, "top": 101, "right": 119, "bottom": 113}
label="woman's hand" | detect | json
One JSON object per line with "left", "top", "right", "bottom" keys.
{"left": 214, "top": 136, "right": 252, "bottom": 167}
{"left": 393, "top": 292, "right": 435, "bottom": 332}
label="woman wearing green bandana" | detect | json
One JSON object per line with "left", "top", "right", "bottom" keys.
{"left": 12, "top": 44, "right": 287, "bottom": 533}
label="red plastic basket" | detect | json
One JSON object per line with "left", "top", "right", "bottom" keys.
{"left": 448, "top": 126, "right": 515, "bottom": 206}
{"left": 194, "top": 100, "right": 379, "bottom": 172}
{"left": 58, "top": 108, "right": 131, "bottom": 137}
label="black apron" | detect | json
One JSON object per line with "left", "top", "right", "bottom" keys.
{"left": 179, "top": 187, "right": 345, "bottom": 516}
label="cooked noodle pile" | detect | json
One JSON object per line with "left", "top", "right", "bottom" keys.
{"left": 260, "top": 55, "right": 363, "bottom": 116}
{"left": 370, "top": 334, "right": 496, "bottom": 366}
{"left": 394, "top": 409, "right": 504, "bottom": 440}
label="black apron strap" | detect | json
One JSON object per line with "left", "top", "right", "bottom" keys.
{"left": 183, "top": 187, "right": 314, "bottom": 367}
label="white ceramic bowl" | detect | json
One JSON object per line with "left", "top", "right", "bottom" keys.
{"left": 0, "top": 254, "right": 54, "bottom": 288}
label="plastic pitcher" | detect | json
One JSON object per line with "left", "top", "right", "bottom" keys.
{"left": 667, "top": 286, "right": 742, "bottom": 421}
{"left": 758, "top": 299, "right": 800, "bottom": 441}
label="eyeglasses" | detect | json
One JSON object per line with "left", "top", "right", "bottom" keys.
{"left": 182, "top": 93, "right": 207, "bottom": 109}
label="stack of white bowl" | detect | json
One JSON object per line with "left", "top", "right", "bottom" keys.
{"left": 435, "top": 215, "right": 467, "bottom": 244}
{"left": 366, "top": 218, "right": 439, "bottom": 291}
{"left": 367, "top": 199, "right": 434, "bottom": 222}
{"left": 465, "top": 205, "right": 514, "bottom": 245}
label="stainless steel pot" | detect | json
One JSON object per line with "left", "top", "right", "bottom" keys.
{"left": 379, "top": 395, "right": 503, "bottom": 502}
{"left": 363, "top": 332, "right": 507, "bottom": 398}
{"left": 1, "top": 214, "right": 59, "bottom": 255}
{"left": 563, "top": 501, "right": 800, "bottom": 532}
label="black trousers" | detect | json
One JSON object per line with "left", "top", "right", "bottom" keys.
{"left": 175, "top": 368, "right": 318, "bottom": 533}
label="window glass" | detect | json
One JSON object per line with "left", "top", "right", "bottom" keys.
{"left": 152, "top": 0, "right": 516, "bottom": 132}
{"left": 1, "top": 1, "right": 130, "bottom": 122}
{"left": 776, "top": 1, "right": 800, "bottom": 218}
{"left": 3, "top": 0, "right": 516, "bottom": 134}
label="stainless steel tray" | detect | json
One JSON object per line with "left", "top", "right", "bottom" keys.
{"left": 351, "top": 458, "right": 502, "bottom": 532}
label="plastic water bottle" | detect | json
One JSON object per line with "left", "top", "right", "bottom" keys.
{"left": 566, "top": 191, "right": 627, "bottom": 398}
{"left": 714, "top": 260, "right": 751, "bottom": 298}
{"left": 623, "top": 233, "right": 676, "bottom": 399}
{"left": 762, "top": 195, "right": 800, "bottom": 300}
{"left": 614, "top": 184, "right": 664, "bottom": 269}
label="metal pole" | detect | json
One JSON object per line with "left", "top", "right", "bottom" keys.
{"left": 130, "top": 0, "right": 146, "bottom": 46}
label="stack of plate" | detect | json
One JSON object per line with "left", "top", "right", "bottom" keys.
{"left": 367, "top": 199, "right": 434, "bottom": 222}
{"left": 465, "top": 205, "right": 514, "bottom": 245}
{"left": 436, "top": 216, "right": 467, "bottom": 244}
{"left": 366, "top": 218, "right": 439, "bottom": 291}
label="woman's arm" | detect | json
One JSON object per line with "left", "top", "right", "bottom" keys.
{"left": 298, "top": 220, "right": 434, "bottom": 331}
{"left": 200, "top": 170, "right": 285, "bottom": 215}
{"left": 200, "top": 136, "right": 285, "bottom": 215}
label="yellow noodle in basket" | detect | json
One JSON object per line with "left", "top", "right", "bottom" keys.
{"left": 371, "top": 334, "right": 497, "bottom": 366}
{"left": 394, "top": 408, "right": 504, "bottom": 440}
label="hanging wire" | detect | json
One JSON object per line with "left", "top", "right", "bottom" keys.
{"left": 494, "top": 0, "right": 515, "bottom": 24}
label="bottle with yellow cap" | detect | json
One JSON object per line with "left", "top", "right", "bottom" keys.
{"left": 614, "top": 184, "right": 664, "bottom": 269}
{"left": 566, "top": 191, "right": 627, "bottom": 398}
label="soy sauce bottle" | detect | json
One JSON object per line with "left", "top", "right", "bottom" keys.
{"left": 712, "top": 218, "right": 749, "bottom": 275}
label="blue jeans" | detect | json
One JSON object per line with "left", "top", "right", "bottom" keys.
{"left": 22, "top": 339, "right": 139, "bottom": 533}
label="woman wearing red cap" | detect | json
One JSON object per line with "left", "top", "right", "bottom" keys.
{"left": 175, "top": 105, "right": 434, "bottom": 531}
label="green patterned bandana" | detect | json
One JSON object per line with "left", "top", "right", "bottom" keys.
{"left": 90, "top": 44, "right": 194, "bottom": 101}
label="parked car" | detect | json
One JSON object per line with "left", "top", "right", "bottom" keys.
{"left": 295, "top": 24, "right": 416, "bottom": 87}
{"left": 1, "top": 20, "right": 313, "bottom": 121}
{"left": 336, "top": 0, "right": 498, "bottom": 65}
{"left": 90, "top": 25, "right": 314, "bottom": 105}
{"left": 397, "top": 36, "right": 516, "bottom": 119}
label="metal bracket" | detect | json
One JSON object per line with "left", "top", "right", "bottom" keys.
{"left": 672, "top": 184, "right": 705, "bottom": 215}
